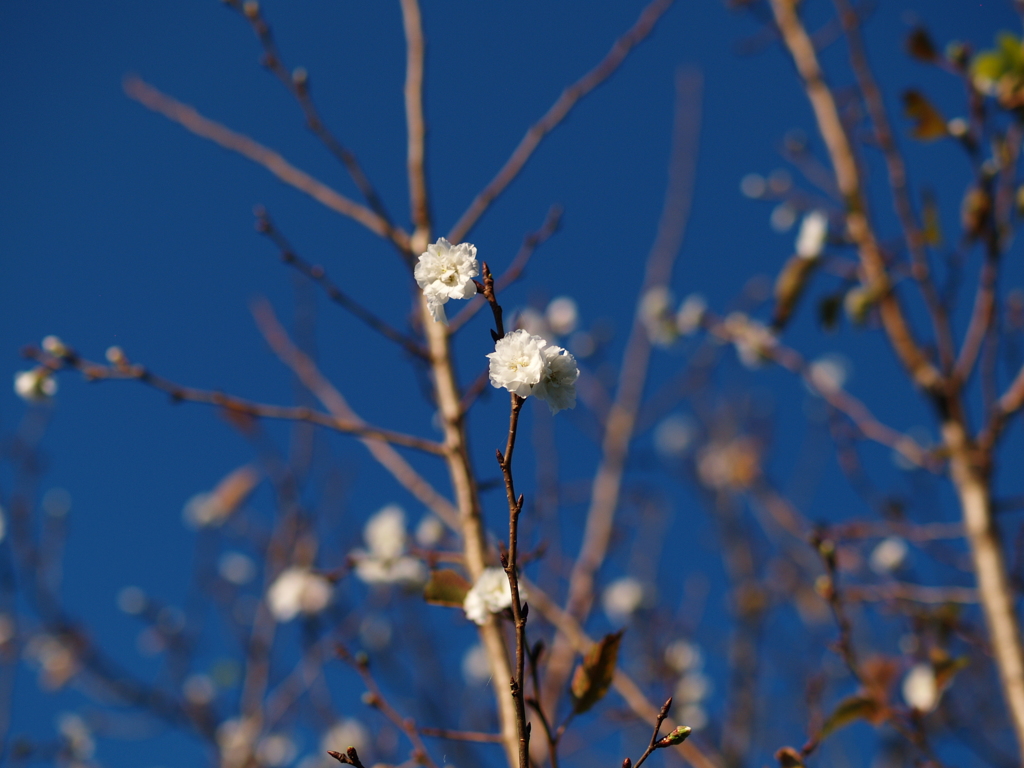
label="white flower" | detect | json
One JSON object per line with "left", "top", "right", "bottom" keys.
{"left": 353, "top": 505, "right": 427, "bottom": 587}
{"left": 415, "top": 515, "right": 445, "bottom": 547}
{"left": 870, "top": 537, "right": 908, "bottom": 574}
{"left": 601, "top": 576, "right": 646, "bottom": 622}
{"left": 902, "top": 663, "right": 939, "bottom": 712}
{"left": 664, "top": 640, "right": 702, "bottom": 674}
{"left": 723, "top": 312, "right": 776, "bottom": 368}
{"left": 57, "top": 713, "right": 95, "bottom": 760}
{"left": 487, "top": 330, "right": 549, "bottom": 397}
{"left": 363, "top": 505, "right": 406, "bottom": 561}
{"left": 807, "top": 354, "right": 850, "bottom": 394}
{"left": 14, "top": 368, "right": 56, "bottom": 402}
{"left": 516, "top": 307, "right": 552, "bottom": 341}
{"left": 463, "top": 567, "right": 527, "bottom": 625}
{"left": 461, "top": 643, "right": 492, "bottom": 684}
{"left": 414, "top": 237, "right": 479, "bottom": 325}
{"left": 795, "top": 210, "right": 828, "bottom": 259}
{"left": 267, "top": 567, "right": 332, "bottom": 622}
{"left": 654, "top": 415, "right": 695, "bottom": 459}
{"left": 219, "top": 552, "right": 257, "bottom": 585}
{"left": 546, "top": 297, "right": 579, "bottom": 336}
{"left": 676, "top": 294, "right": 707, "bottom": 336}
{"left": 257, "top": 734, "right": 297, "bottom": 768}
{"left": 533, "top": 345, "right": 579, "bottom": 414}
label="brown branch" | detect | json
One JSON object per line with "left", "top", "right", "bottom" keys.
{"left": 833, "top": 0, "right": 956, "bottom": 372}
{"left": 843, "top": 582, "right": 979, "bottom": 604}
{"left": 24, "top": 347, "right": 445, "bottom": 455}
{"left": 418, "top": 728, "right": 505, "bottom": 744}
{"left": 400, "top": 0, "right": 430, "bottom": 237}
{"left": 447, "top": 205, "right": 563, "bottom": 334}
{"left": 337, "top": 646, "right": 440, "bottom": 768}
{"left": 123, "top": 76, "right": 410, "bottom": 252}
{"left": 767, "top": 0, "right": 941, "bottom": 393}
{"left": 980, "top": 362, "right": 1024, "bottom": 451}
{"left": 523, "top": 579, "right": 723, "bottom": 768}
{"left": 497, "top": 392, "right": 530, "bottom": 768}
{"left": 539, "top": 67, "right": 701, "bottom": 736}
{"left": 224, "top": 0, "right": 398, "bottom": 238}
{"left": 446, "top": 0, "right": 676, "bottom": 245}
{"left": 249, "top": 300, "right": 461, "bottom": 529}
{"left": 255, "top": 208, "right": 428, "bottom": 359}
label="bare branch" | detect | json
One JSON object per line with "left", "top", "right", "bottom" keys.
{"left": 24, "top": 347, "right": 445, "bottom": 455}
{"left": 540, "top": 68, "right": 701, "bottom": 727}
{"left": 123, "top": 76, "right": 410, "bottom": 252}
{"left": 249, "top": 300, "right": 460, "bottom": 528}
{"left": 447, "top": 0, "right": 676, "bottom": 244}
{"left": 400, "top": 0, "right": 431, "bottom": 236}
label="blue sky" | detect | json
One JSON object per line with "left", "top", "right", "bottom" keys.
{"left": 2, "top": 1, "right": 1023, "bottom": 766}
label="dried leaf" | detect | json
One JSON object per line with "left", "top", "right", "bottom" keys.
{"left": 921, "top": 188, "right": 942, "bottom": 246}
{"left": 818, "top": 694, "right": 882, "bottom": 739}
{"left": 571, "top": 630, "right": 624, "bottom": 714}
{"left": 906, "top": 27, "right": 938, "bottom": 62}
{"left": 903, "top": 90, "right": 947, "bottom": 141}
{"left": 818, "top": 293, "right": 843, "bottom": 331}
{"left": 775, "top": 747, "right": 806, "bottom": 768}
{"left": 423, "top": 569, "right": 471, "bottom": 607}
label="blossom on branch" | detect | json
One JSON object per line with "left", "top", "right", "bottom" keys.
{"left": 14, "top": 368, "right": 56, "bottom": 402}
{"left": 487, "top": 329, "right": 579, "bottom": 412}
{"left": 463, "top": 567, "right": 527, "bottom": 625}
{"left": 534, "top": 344, "right": 580, "bottom": 414}
{"left": 414, "top": 237, "right": 479, "bottom": 325}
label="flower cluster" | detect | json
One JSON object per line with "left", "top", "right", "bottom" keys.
{"left": 352, "top": 505, "right": 427, "bottom": 587}
{"left": 487, "top": 329, "right": 579, "bottom": 413}
{"left": 414, "top": 237, "right": 479, "bottom": 325}
{"left": 463, "top": 567, "right": 527, "bottom": 625}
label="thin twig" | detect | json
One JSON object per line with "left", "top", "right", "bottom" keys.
{"left": 446, "top": 0, "right": 676, "bottom": 244}
{"left": 24, "top": 347, "right": 445, "bottom": 455}
{"left": 255, "top": 208, "right": 428, "bottom": 359}
{"left": 123, "top": 76, "right": 410, "bottom": 252}
{"left": 336, "top": 646, "right": 441, "bottom": 768}
{"left": 400, "top": 0, "right": 431, "bottom": 237}
{"left": 540, "top": 69, "right": 701, "bottom": 721}
{"left": 223, "top": 0, "right": 397, "bottom": 236}
{"left": 448, "top": 206, "right": 563, "bottom": 334}
{"left": 418, "top": 728, "right": 506, "bottom": 744}
{"left": 249, "top": 301, "right": 461, "bottom": 528}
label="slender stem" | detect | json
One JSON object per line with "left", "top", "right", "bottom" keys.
{"left": 400, "top": 0, "right": 431, "bottom": 236}
{"left": 123, "top": 76, "right": 410, "bottom": 252}
{"left": 446, "top": 0, "right": 676, "bottom": 245}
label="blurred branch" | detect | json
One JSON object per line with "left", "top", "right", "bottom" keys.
{"left": 223, "top": 0, "right": 398, "bottom": 238}
{"left": 833, "top": 0, "right": 956, "bottom": 372}
{"left": 123, "top": 76, "right": 411, "bottom": 252}
{"left": 767, "top": 0, "right": 941, "bottom": 393}
{"left": 25, "top": 347, "right": 444, "bottom": 455}
{"left": 447, "top": 0, "right": 676, "bottom": 244}
{"left": 250, "top": 301, "right": 461, "bottom": 528}
{"left": 524, "top": 579, "right": 723, "bottom": 768}
{"left": 337, "top": 645, "right": 440, "bottom": 768}
{"left": 400, "top": 0, "right": 431, "bottom": 238}
{"left": 540, "top": 67, "right": 701, "bottom": 734}
{"left": 255, "top": 207, "right": 429, "bottom": 359}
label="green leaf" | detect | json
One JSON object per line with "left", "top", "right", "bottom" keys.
{"left": 818, "top": 694, "right": 882, "bottom": 739}
{"left": 423, "top": 569, "right": 471, "bottom": 607}
{"left": 571, "top": 630, "right": 624, "bottom": 714}
{"left": 902, "top": 90, "right": 947, "bottom": 141}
